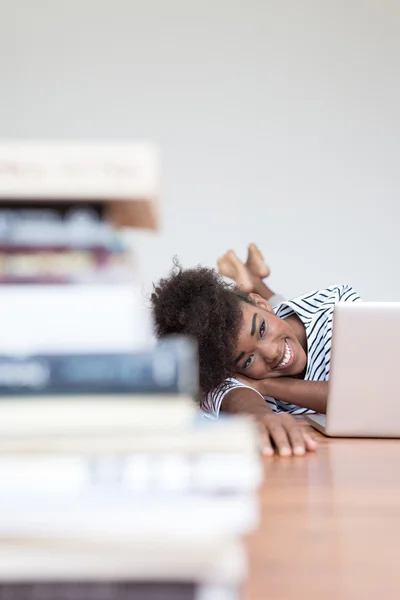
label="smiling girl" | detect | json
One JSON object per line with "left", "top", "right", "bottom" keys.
{"left": 151, "top": 244, "right": 360, "bottom": 456}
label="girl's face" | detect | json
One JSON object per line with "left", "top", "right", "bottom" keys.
{"left": 233, "top": 294, "right": 308, "bottom": 380}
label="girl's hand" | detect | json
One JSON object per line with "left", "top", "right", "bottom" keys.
{"left": 257, "top": 411, "right": 317, "bottom": 457}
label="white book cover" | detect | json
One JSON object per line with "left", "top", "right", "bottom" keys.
{"left": 0, "top": 493, "right": 259, "bottom": 539}
{"left": 0, "top": 416, "right": 261, "bottom": 455}
{"left": 0, "top": 450, "right": 262, "bottom": 494}
{"left": 0, "top": 284, "right": 152, "bottom": 354}
{"left": 0, "top": 141, "right": 160, "bottom": 229}
{"left": 0, "top": 141, "right": 159, "bottom": 202}
{"left": 0, "top": 535, "right": 246, "bottom": 584}
{"left": 0, "top": 396, "right": 196, "bottom": 436}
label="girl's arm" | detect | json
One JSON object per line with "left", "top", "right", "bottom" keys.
{"left": 237, "top": 377, "right": 329, "bottom": 414}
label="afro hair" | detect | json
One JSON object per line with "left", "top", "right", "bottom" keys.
{"left": 151, "top": 260, "right": 252, "bottom": 394}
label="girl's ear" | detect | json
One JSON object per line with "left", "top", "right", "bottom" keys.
{"left": 248, "top": 293, "right": 273, "bottom": 312}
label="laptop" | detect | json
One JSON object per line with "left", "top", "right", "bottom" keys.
{"left": 307, "top": 302, "right": 400, "bottom": 438}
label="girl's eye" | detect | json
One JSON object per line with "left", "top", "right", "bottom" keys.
{"left": 243, "top": 354, "right": 254, "bottom": 369}
{"left": 260, "top": 319, "right": 266, "bottom": 338}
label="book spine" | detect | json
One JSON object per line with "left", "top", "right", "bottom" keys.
{"left": 0, "top": 337, "right": 198, "bottom": 397}
{"left": 0, "top": 582, "right": 197, "bottom": 600}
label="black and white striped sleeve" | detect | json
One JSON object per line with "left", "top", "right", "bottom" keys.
{"left": 202, "top": 377, "right": 270, "bottom": 420}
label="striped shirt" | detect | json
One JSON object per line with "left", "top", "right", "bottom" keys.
{"left": 203, "top": 284, "right": 361, "bottom": 419}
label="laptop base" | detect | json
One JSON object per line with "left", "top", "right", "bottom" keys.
{"left": 306, "top": 414, "right": 330, "bottom": 436}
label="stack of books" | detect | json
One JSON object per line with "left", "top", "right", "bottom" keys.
{"left": 0, "top": 139, "right": 159, "bottom": 287}
{"left": 0, "top": 337, "right": 262, "bottom": 600}
{"left": 0, "top": 140, "right": 263, "bottom": 599}
{"left": 0, "top": 203, "right": 134, "bottom": 285}
{"left": 0, "top": 141, "right": 160, "bottom": 353}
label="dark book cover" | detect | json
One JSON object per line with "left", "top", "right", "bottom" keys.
{"left": 0, "top": 581, "right": 196, "bottom": 600}
{"left": 0, "top": 337, "right": 198, "bottom": 397}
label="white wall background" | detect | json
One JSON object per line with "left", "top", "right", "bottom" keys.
{"left": 1, "top": 0, "right": 399, "bottom": 301}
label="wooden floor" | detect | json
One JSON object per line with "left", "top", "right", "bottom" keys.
{"left": 245, "top": 423, "right": 400, "bottom": 600}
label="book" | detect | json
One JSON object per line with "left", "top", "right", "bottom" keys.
{"left": 0, "top": 450, "right": 262, "bottom": 495}
{"left": 0, "top": 337, "right": 199, "bottom": 397}
{"left": 0, "top": 285, "right": 152, "bottom": 354}
{"left": 0, "top": 141, "right": 159, "bottom": 230}
{"left": 0, "top": 205, "right": 138, "bottom": 284}
{"left": 0, "top": 582, "right": 240, "bottom": 600}
{"left": 0, "top": 532, "right": 246, "bottom": 583}
{"left": 0, "top": 248, "right": 130, "bottom": 281}
{"left": 0, "top": 582, "right": 198, "bottom": 600}
{"left": 0, "top": 395, "right": 197, "bottom": 437}
{"left": 0, "top": 204, "right": 123, "bottom": 249}
{"left": 0, "top": 415, "right": 260, "bottom": 455}
{"left": 0, "top": 493, "right": 258, "bottom": 540}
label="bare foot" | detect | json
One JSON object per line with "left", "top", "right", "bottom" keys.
{"left": 246, "top": 243, "right": 270, "bottom": 279}
{"left": 217, "top": 250, "right": 253, "bottom": 292}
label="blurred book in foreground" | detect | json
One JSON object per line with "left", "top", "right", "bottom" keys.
{"left": 0, "top": 285, "right": 152, "bottom": 354}
{"left": 0, "top": 414, "right": 262, "bottom": 600}
{"left": 0, "top": 582, "right": 207, "bottom": 600}
{"left": 0, "top": 337, "right": 198, "bottom": 397}
{"left": 0, "top": 335, "right": 261, "bottom": 600}
{"left": 0, "top": 141, "right": 263, "bottom": 600}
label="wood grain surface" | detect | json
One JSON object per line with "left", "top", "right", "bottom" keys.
{"left": 245, "top": 423, "right": 400, "bottom": 600}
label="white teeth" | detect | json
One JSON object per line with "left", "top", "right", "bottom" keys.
{"left": 278, "top": 341, "right": 291, "bottom": 368}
